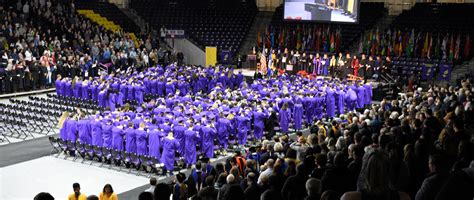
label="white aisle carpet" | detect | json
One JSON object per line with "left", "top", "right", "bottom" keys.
{"left": 0, "top": 156, "right": 148, "bottom": 200}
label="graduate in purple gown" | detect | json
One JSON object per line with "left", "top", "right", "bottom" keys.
{"left": 59, "top": 112, "right": 69, "bottom": 140}
{"left": 160, "top": 132, "right": 180, "bottom": 174}
{"left": 77, "top": 114, "right": 91, "bottom": 147}
{"left": 98, "top": 88, "right": 107, "bottom": 108}
{"left": 314, "top": 93, "right": 324, "bottom": 120}
{"left": 81, "top": 81, "right": 90, "bottom": 100}
{"left": 326, "top": 87, "right": 336, "bottom": 119}
{"left": 134, "top": 83, "right": 145, "bottom": 105}
{"left": 64, "top": 79, "right": 72, "bottom": 97}
{"left": 293, "top": 98, "right": 304, "bottom": 130}
{"left": 66, "top": 116, "right": 78, "bottom": 142}
{"left": 335, "top": 87, "right": 346, "bottom": 115}
{"left": 236, "top": 113, "right": 250, "bottom": 145}
{"left": 148, "top": 126, "right": 163, "bottom": 159}
{"left": 135, "top": 122, "right": 148, "bottom": 156}
{"left": 108, "top": 90, "right": 117, "bottom": 111}
{"left": 364, "top": 83, "right": 372, "bottom": 105}
{"left": 184, "top": 123, "right": 200, "bottom": 166}
{"left": 157, "top": 78, "right": 165, "bottom": 97}
{"left": 279, "top": 102, "right": 291, "bottom": 133}
{"left": 125, "top": 122, "right": 137, "bottom": 154}
{"left": 200, "top": 117, "right": 217, "bottom": 158}
{"left": 173, "top": 118, "right": 187, "bottom": 155}
{"left": 216, "top": 112, "right": 231, "bottom": 148}
{"left": 356, "top": 83, "right": 366, "bottom": 109}
{"left": 253, "top": 108, "right": 268, "bottom": 140}
{"left": 55, "top": 76, "right": 63, "bottom": 96}
{"left": 90, "top": 116, "right": 102, "bottom": 147}
{"left": 303, "top": 95, "right": 314, "bottom": 125}
{"left": 111, "top": 123, "right": 125, "bottom": 151}
{"left": 102, "top": 120, "right": 113, "bottom": 148}
{"left": 345, "top": 86, "right": 357, "bottom": 111}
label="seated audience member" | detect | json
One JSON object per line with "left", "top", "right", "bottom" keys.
{"left": 341, "top": 148, "right": 410, "bottom": 200}
{"left": 415, "top": 154, "right": 450, "bottom": 200}
{"left": 244, "top": 172, "right": 262, "bottom": 200}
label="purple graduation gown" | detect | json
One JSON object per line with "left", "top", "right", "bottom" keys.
{"left": 77, "top": 119, "right": 92, "bottom": 144}
{"left": 102, "top": 124, "right": 113, "bottom": 148}
{"left": 59, "top": 118, "right": 69, "bottom": 140}
{"left": 184, "top": 129, "right": 200, "bottom": 165}
{"left": 66, "top": 119, "right": 77, "bottom": 142}
{"left": 293, "top": 103, "right": 304, "bottom": 130}
{"left": 335, "top": 89, "right": 345, "bottom": 115}
{"left": 279, "top": 108, "right": 291, "bottom": 133}
{"left": 148, "top": 129, "right": 163, "bottom": 159}
{"left": 200, "top": 125, "right": 217, "bottom": 158}
{"left": 135, "top": 129, "right": 148, "bottom": 155}
{"left": 236, "top": 115, "right": 250, "bottom": 145}
{"left": 326, "top": 88, "right": 336, "bottom": 118}
{"left": 356, "top": 85, "right": 365, "bottom": 109}
{"left": 125, "top": 127, "right": 137, "bottom": 153}
{"left": 111, "top": 127, "right": 125, "bottom": 151}
{"left": 160, "top": 137, "right": 179, "bottom": 171}
{"left": 253, "top": 111, "right": 267, "bottom": 140}
{"left": 90, "top": 119, "right": 103, "bottom": 147}
{"left": 173, "top": 125, "right": 186, "bottom": 155}
{"left": 216, "top": 118, "right": 231, "bottom": 148}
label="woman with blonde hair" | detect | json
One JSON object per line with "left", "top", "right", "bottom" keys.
{"left": 58, "top": 111, "right": 70, "bottom": 140}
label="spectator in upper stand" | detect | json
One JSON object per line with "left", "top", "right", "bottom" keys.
{"left": 281, "top": 163, "right": 309, "bottom": 200}
{"left": 68, "top": 183, "right": 86, "bottom": 200}
{"left": 341, "top": 148, "right": 410, "bottom": 200}
{"left": 144, "top": 177, "right": 156, "bottom": 194}
{"left": 415, "top": 154, "right": 450, "bottom": 200}
{"left": 305, "top": 178, "right": 322, "bottom": 200}
{"left": 198, "top": 176, "right": 218, "bottom": 200}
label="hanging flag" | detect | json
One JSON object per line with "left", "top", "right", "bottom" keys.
{"left": 434, "top": 33, "right": 440, "bottom": 59}
{"left": 464, "top": 34, "right": 471, "bottom": 59}
{"left": 441, "top": 34, "right": 447, "bottom": 59}
{"left": 449, "top": 34, "right": 454, "bottom": 60}
{"left": 423, "top": 32, "right": 429, "bottom": 58}
{"left": 427, "top": 33, "right": 433, "bottom": 58}
{"left": 330, "top": 32, "right": 335, "bottom": 53}
{"left": 454, "top": 33, "right": 461, "bottom": 60}
{"left": 257, "top": 29, "right": 261, "bottom": 48}
{"left": 406, "top": 29, "right": 414, "bottom": 57}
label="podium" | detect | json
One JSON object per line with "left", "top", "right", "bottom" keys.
{"left": 247, "top": 54, "right": 257, "bottom": 69}
{"left": 305, "top": 3, "right": 332, "bottom": 21}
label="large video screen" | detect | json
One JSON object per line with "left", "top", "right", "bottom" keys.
{"left": 284, "top": 0, "right": 360, "bottom": 23}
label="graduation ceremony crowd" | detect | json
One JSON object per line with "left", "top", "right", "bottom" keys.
{"left": 0, "top": 0, "right": 182, "bottom": 94}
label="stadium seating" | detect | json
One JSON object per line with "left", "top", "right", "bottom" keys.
{"left": 130, "top": 0, "right": 258, "bottom": 54}
{"left": 75, "top": 0, "right": 140, "bottom": 33}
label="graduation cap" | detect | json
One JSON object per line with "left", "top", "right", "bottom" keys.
{"left": 209, "top": 113, "right": 216, "bottom": 120}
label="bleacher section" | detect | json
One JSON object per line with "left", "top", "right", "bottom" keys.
{"left": 268, "top": 2, "right": 386, "bottom": 52}
{"left": 75, "top": 0, "right": 140, "bottom": 33}
{"left": 130, "top": 0, "right": 258, "bottom": 54}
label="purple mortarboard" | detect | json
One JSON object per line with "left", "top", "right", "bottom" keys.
{"left": 184, "top": 110, "right": 193, "bottom": 115}
{"left": 176, "top": 117, "right": 185, "bottom": 123}
{"left": 164, "top": 108, "right": 171, "bottom": 113}
{"left": 222, "top": 111, "right": 230, "bottom": 116}
{"left": 144, "top": 112, "right": 151, "bottom": 118}
{"left": 136, "top": 107, "right": 144, "bottom": 113}
{"left": 209, "top": 113, "right": 216, "bottom": 120}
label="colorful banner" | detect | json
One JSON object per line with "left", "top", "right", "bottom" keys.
{"left": 421, "top": 63, "right": 436, "bottom": 80}
{"left": 219, "top": 50, "right": 233, "bottom": 64}
{"left": 205, "top": 46, "right": 217, "bottom": 67}
{"left": 438, "top": 64, "right": 453, "bottom": 81}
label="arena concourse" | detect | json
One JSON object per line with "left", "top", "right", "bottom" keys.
{"left": 0, "top": 0, "right": 473, "bottom": 200}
